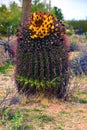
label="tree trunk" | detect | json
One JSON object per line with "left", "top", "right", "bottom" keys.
{"left": 22, "top": 0, "right": 31, "bottom": 21}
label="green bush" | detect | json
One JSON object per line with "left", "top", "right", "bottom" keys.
{"left": 66, "top": 29, "right": 73, "bottom": 35}
{"left": 1, "top": 108, "right": 25, "bottom": 130}
{"left": 15, "top": 12, "right": 69, "bottom": 98}
{"left": 0, "top": 62, "right": 13, "bottom": 74}
{"left": 84, "top": 32, "right": 87, "bottom": 39}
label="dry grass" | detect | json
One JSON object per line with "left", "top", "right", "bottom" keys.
{"left": 0, "top": 67, "right": 87, "bottom": 130}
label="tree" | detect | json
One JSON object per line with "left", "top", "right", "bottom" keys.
{"left": 31, "top": 0, "right": 48, "bottom": 12}
{"left": 0, "top": 3, "right": 21, "bottom": 35}
{"left": 0, "top": 5, "right": 10, "bottom": 35}
{"left": 68, "top": 20, "right": 87, "bottom": 33}
{"left": 22, "top": 0, "right": 31, "bottom": 21}
{"left": 9, "top": 2, "right": 21, "bottom": 33}
{"left": 53, "top": 6, "right": 64, "bottom": 20}
{"left": 31, "top": 0, "right": 53, "bottom": 13}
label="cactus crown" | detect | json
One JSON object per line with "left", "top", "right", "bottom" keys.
{"left": 18, "top": 12, "right": 66, "bottom": 47}
{"left": 29, "top": 12, "right": 54, "bottom": 39}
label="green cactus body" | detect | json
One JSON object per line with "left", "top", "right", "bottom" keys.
{"left": 16, "top": 12, "right": 69, "bottom": 98}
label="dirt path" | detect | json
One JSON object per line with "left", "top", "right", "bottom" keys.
{"left": 0, "top": 73, "right": 16, "bottom": 99}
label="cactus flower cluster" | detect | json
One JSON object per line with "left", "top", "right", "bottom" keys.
{"left": 29, "top": 12, "right": 55, "bottom": 39}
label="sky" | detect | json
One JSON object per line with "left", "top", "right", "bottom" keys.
{"left": 0, "top": 0, "right": 87, "bottom": 20}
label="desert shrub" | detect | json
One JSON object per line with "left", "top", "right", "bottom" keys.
{"left": 85, "top": 32, "right": 87, "bottom": 39}
{"left": 83, "top": 32, "right": 87, "bottom": 39}
{"left": 69, "top": 34, "right": 79, "bottom": 51}
{"left": 66, "top": 29, "right": 73, "bottom": 35}
{"left": 71, "top": 57, "right": 82, "bottom": 75}
{"left": 70, "top": 42, "right": 79, "bottom": 52}
{"left": 80, "top": 54, "right": 87, "bottom": 75}
{"left": 15, "top": 12, "right": 69, "bottom": 98}
{"left": 71, "top": 53, "right": 87, "bottom": 75}
{"left": 70, "top": 34, "right": 78, "bottom": 43}
{"left": 0, "top": 61, "right": 13, "bottom": 74}
{"left": 1, "top": 108, "right": 25, "bottom": 130}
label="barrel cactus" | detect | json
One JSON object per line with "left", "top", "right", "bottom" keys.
{"left": 16, "top": 12, "right": 69, "bottom": 98}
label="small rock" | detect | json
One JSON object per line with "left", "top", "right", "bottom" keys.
{"left": 10, "top": 96, "right": 20, "bottom": 105}
{"left": 41, "top": 98, "right": 49, "bottom": 106}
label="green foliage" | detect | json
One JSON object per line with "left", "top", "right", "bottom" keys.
{"left": 73, "top": 90, "right": 87, "bottom": 103}
{"left": 0, "top": 5, "right": 10, "bottom": 35}
{"left": 53, "top": 125, "right": 64, "bottom": 130}
{"left": 0, "top": 2, "right": 21, "bottom": 35}
{"left": 59, "top": 110, "right": 70, "bottom": 115}
{"left": 31, "top": 1, "right": 64, "bottom": 19}
{"left": 68, "top": 20, "right": 87, "bottom": 33}
{"left": 36, "top": 114, "right": 54, "bottom": 124}
{"left": 0, "top": 62, "right": 13, "bottom": 75}
{"left": 85, "top": 32, "right": 87, "bottom": 39}
{"left": 32, "top": 0, "right": 48, "bottom": 12}
{"left": 53, "top": 6, "right": 64, "bottom": 20}
{"left": 0, "top": 107, "right": 54, "bottom": 130}
{"left": 66, "top": 29, "right": 73, "bottom": 35}
{"left": 25, "top": 108, "right": 54, "bottom": 127}
{"left": 1, "top": 108, "right": 25, "bottom": 130}
{"left": 84, "top": 32, "right": 87, "bottom": 39}
{"left": 24, "top": 125, "right": 34, "bottom": 130}
{"left": 0, "top": 1, "right": 64, "bottom": 36}
{"left": 8, "top": 2, "right": 21, "bottom": 34}
{"left": 70, "top": 34, "right": 78, "bottom": 43}
{"left": 69, "top": 34, "right": 79, "bottom": 51}
{"left": 16, "top": 75, "right": 61, "bottom": 94}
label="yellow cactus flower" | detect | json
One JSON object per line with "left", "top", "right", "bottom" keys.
{"left": 51, "top": 26, "right": 54, "bottom": 30}
{"left": 56, "top": 24, "right": 59, "bottom": 27}
{"left": 29, "top": 12, "right": 55, "bottom": 39}
{"left": 31, "top": 35, "right": 35, "bottom": 39}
